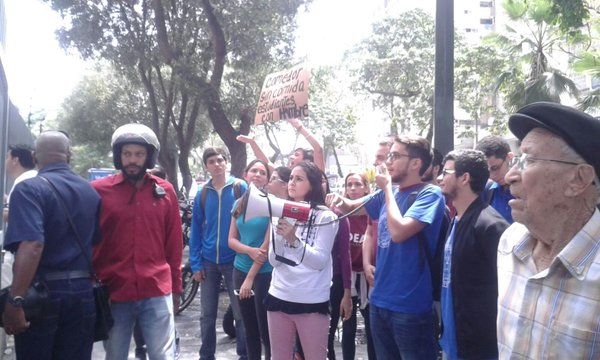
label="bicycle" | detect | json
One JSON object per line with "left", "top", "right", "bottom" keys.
{"left": 177, "top": 198, "right": 199, "bottom": 314}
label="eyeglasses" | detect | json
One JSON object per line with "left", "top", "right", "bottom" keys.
{"left": 488, "top": 158, "right": 505, "bottom": 172}
{"left": 441, "top": 169, "right": 456, "bottom": 177}
{"left": 386, "top": 152, "right": 412, "bottom": 161}
{"left": 508, "top": 153, "right": 583, "bottom": 171}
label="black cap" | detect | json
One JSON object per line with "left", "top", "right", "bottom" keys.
{"left": 508, "top": 101, "right": 600, "bottom": 177}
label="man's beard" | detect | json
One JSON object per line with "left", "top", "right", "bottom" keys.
{"left": 390, "top": 163, "right": 409, "bottom": 184}
{"left": 123, "top": 165, "right": 146, "bottom": 182}
{"left": 442, "top": 185, "right": 458, "bottom": 201}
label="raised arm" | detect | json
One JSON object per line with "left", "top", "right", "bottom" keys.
{"left": 288, "top": 119, "right": 325, "bottom": 172}
{"left": 325, "top": 193, "right": 367, "bottom": 216}
{"left": 236, "top": 135, "right": 276, "bottom": 171}
{"left": 375, "top": 167, "right": 425, "bottom": 243}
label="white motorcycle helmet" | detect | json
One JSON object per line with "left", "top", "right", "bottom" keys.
{"left": 111, "top": 123, "right": 160, "bottom": 170}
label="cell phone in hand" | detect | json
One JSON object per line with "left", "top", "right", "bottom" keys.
{"left": 234, "top": 289, "right": 255, "bottom": 296}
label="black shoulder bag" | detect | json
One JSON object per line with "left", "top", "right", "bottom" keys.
{"left": 0, "top": 283, "right": 49, "bottom": 327}
{"left": 40, "top": 176, "right": 114, "bottom": 342}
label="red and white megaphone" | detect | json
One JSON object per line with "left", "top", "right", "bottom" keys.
{"left": 243, "top": 183, "right": 311, "bottom": 222}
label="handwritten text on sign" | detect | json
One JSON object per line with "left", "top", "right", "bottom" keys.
{"left": 255, "top": 65, "right": 310, "bottom": 124}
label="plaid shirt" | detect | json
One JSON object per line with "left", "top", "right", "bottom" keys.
{"left": 497, "top": 210, "right": 600, "bottom": 360}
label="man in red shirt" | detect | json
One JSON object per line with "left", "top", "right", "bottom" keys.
{"left": 92, "top": 124, "right": 182, "bottom": 360}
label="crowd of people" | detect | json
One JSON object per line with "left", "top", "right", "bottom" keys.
{"left": 1, "top": 101, "right": 599, "bottom": 360}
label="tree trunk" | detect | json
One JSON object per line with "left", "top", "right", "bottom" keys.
{"left": 331, "top": 144, "right": 343, "bottom": 178}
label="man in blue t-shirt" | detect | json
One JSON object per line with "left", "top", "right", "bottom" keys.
{"left": 328, "top": 135, "right": 446, "bottom": 359}
{"left": 476, "top": 136, "right": 515, "bottom": 223}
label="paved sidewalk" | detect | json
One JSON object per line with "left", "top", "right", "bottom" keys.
{"left": 1, "top": 289, "right": 371, "bottom": 360}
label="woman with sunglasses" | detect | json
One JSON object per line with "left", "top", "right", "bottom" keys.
{"left": 228, "top": 159, "right": 273, "bottom": 360}
{"left": 265, "top": 161, "right": 339, "bottom": 360}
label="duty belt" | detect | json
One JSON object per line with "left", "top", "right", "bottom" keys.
{"left": 40, "top": 270, "right": 91, "bottom": 281}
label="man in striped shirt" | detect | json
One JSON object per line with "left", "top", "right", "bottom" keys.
{"left": 497, "top": 102, "right": 600, "bottom": 359}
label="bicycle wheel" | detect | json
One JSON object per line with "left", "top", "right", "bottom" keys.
{"left": 177, "top": 264, "right": 199, "bottom": 314}
{"left": 222, "top": 304, "right": 236, "bottom": 338}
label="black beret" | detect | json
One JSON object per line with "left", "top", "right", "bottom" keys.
{"left": 508, "top": 101, "right": 600, "bottom": 177}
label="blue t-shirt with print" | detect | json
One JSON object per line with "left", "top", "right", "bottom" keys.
{"left": 364, "top": 183, "right": 446, "bottom": 314}
{"left": 439, "top": 219, "right": 458, "bottom": 359}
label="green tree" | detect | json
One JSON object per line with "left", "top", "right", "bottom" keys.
{"left": 573, "top": 50, "right": 600, "bottom": 110}
{"left": 305, "top": 66, "right": 357, "bottom": 176}
{"left": 45, "top": 0, "right": 306, "bottom": 191}
{"left": 346, "top": 9, "right": 435, "bottom": 137}
{"left": 58, "top": 65, "right": 212, "bottom": 178}
{"left": 455, "top": 42, "right": 509, "bottom": 141}
{"left": 492, "top": 0, "right": 579, "bottom": 112}
{"left": 548, "top": 0, "right": 590, "bottom": 35}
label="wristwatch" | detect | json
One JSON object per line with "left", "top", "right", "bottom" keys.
{"left": 8, "top": 296, "right": 25, "bottom": 308}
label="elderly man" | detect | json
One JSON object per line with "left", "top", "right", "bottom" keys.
{"left": 497, "top": 102, "right": 600, "bottom": 359}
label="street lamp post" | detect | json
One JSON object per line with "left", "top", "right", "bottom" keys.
{"left": 434, "top": 0, "right": 454, "bottom": 156}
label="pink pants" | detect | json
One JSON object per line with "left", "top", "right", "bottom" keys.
{"left": 267, "top": 311, "right": 330, "bottom": 360}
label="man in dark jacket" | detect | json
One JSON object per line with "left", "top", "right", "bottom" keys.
{"left": 436, "top": 149, "right": 509, "bottom": 359}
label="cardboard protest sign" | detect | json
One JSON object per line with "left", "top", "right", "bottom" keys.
{"left": 255, "top": 64, "right": 310, "bottom": 125}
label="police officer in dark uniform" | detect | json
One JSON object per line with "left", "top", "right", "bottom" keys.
{"left": 3, "top": 130, "right": 101, "bottom": 359}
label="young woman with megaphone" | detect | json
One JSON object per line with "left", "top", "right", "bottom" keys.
{"left": 260, "top": 161, "right": 339, "bottom": 360}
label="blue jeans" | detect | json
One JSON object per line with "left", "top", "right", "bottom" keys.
{"left": 15, "top": 278, "right": 95, "bottom": 360}
{"left": 104, "top": 294, "right": 175, "bottom": 360}
{"left": 370, "top": 304, "right": 437, "bottom": 360}
{"left": 200, "top": 261, "right": 247, "bottom": 360}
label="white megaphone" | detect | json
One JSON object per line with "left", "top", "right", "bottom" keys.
{"left": 243, "top": 183, "right": 311, "bottom": 222}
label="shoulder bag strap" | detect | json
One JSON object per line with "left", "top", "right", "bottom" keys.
{"left": 39, "top": 176, "right": 98, "bottom": 281}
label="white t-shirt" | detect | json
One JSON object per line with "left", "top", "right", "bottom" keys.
{"left": 268, "top": 209, "right": 338, "bottom": 304}
{"left": 7, "top": 169, "right": 38, "bottom": 204}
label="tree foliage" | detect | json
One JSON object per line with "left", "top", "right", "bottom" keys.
{"left": 572, "top": 20, "right": 600, "bottom": 111}
{"left": 346, "top": 9, "right": 435, "bottom": 137}
{"left": 305, "top": 66, "right": 357, "bottom": 175}
{"left": 58, "top": 64, "right": 212, "bottom": 176}
{"left": 45, "top": 0, "right": 306, "bottom": 191}
{"left": 548, "top": 0, "right": 589, "bottom": 35}
{"left": 455, "top": 42, "right": 509, "bottom": 140}
{"left": 491, "top": 0, "right": 579, "bottom": 112}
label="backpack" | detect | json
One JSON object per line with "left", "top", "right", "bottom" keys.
{"left": 407, "top": 184, "right": 451, "bottom": 302}
{"left": 199, "top": 179, "right": 244, "bottom": 217}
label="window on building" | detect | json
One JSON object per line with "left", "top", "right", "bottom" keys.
{"left": 480, "top": 1, "right": 493, "bottom": 7}
{"left": 480, "top": 18, "right": 494, "bottom": 25}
